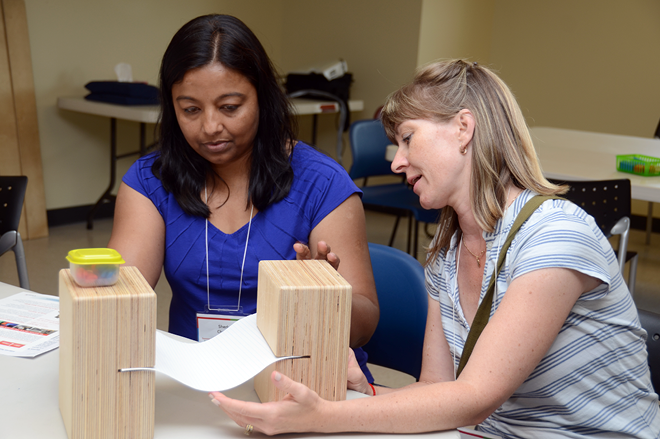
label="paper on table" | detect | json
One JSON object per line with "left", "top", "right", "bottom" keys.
{"left": 0, "top": 292, "right": 60, "bottom": 357}
{"left": 123, "top": 314, "right": 300, "bottom": 392}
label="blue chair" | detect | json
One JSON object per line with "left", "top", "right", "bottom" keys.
{"left": 362, "top": 243, "right": 428, "bottom": 380}
{"left": 349, "top": 119, "right": 439, "bottom": 256}
{"left": 0, "top": 176, "right": 29, "bottom": 289}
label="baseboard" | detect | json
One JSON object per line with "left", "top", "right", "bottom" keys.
{"left": 47, "top": 200, "right": 115, "bottom": 227}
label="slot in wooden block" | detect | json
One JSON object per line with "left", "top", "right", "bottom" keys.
{"left": 254, "top": 260, "right": 351, "bottom": 402}
{"left": 59, "top": 266, "right": 156, "bottom": 439}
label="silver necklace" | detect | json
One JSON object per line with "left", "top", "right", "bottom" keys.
{"left": 204, "top": 184, "right": 253, "bottom": 312}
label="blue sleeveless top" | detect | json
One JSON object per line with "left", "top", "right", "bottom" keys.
{"left": 123, "top": 142, "right": 373, "bottom": 380}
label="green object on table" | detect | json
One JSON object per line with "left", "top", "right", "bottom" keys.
{"left": 616, "top": 154, "right": 660, "bottom": 176}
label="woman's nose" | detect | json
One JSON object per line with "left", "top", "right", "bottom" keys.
{"left": 391, "top": 146, "right": 408, "bottom": 174}
{"left": 202, "top": 111, "right": 223, "bottom": 136}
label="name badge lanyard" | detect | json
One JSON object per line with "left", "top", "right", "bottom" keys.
{"left": 204, "top": 185, "right": 253, "bottom": 313}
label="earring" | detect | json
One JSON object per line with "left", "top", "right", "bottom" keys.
{"left": 460, "top": 145, "right": 468, "bottom": 155}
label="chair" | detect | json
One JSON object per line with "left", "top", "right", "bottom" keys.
{"left": 0, "top": 176, "right": 29, "bottom": 289}
{"left": 362, "top": 243, "right": 428, "bottom": 380}
{"left": 645, "top": 122, "right": 660, "bottom": 244}
{"left": 349, "top": 119, "right": 439, "bottom": 256}
{"left": 637, "top": 308, "right": 660, "bottom": 392}
{"left": 549, "top": 178, "right": 638, "bottom": 295}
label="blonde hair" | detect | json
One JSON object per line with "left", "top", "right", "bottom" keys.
{"left": 380, "top": 59, "right": 566, "bottom": 263}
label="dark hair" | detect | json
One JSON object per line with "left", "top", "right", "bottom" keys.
{"left": 154, "top": 14, "right": 296, "bottom": 217}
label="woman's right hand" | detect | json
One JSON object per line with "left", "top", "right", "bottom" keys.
{"left": 211, "top": 371, "right": 329, "bottom": 436}
{"left": 347, "top": 348, "right": 373, "bottom": 395}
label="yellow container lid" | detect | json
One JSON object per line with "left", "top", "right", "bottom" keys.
{"left": 66, "top": 248, "right": 125, "bottom": 265}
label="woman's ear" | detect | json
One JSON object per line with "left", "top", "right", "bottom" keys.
{"left": 457, "top": 109, "right": 475, "bottom": 146}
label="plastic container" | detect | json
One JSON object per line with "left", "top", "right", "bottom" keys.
{"left": 616, "top": 154, "right": 660, "bottom": 177}
{"left": 66, "top": 248, "right": 125, "bottom": 287}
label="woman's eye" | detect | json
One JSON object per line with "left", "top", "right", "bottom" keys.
{"left": 402, "top": 134, "right": 412, "bottom": 145}
{"left": 221, "top": 105, "right": 238, "bottom": 112}
{"left": 183, "top": 107, "right": 199, "bottom": 114}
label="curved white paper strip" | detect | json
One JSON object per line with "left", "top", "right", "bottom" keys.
{"left": 123, "top": 314, "right": 300, "bottom": 392}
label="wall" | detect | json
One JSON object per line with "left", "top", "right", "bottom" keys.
{"left": 416, "top": 0, "right": 660, "bottom": 138}
{"left": 24, "top": 0, "right": 284, "bottom": 210}
{"left": 489, "top": 0, "right": 660, "bottom": 138}
{"left": 417, "top": 0, "right": 495, "bottom": 67}
{"left": 278, "top": 0, "right": 422, "bottom": 165}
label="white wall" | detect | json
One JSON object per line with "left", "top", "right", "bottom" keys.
{"left": 417, "top": 0, "right": 495, "bottom": 67}
{"left": 278, "top": 0, "right": 422, "bottom": 165}
{"left": 489, "top": 0, "right": 660, "bottom": 138}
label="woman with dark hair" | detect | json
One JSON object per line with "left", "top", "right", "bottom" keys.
{"left": 212, "top": 60, "right": 660, "bottom": 438}
{"left": 108, "top": 14, "right": 379, "bottom": 377}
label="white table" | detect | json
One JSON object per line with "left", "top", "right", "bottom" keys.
{"left": 57, "top": 96, "right": 365, "bottom": 123}
{"left": 57, "top": 96, "right": 364, "bottom": 229}
{"left": 0, "top": 281, "right": 459, "bottom": 439}
{"left": 530, "top": 127, "right": 660, "bottom": 243}
{"left": 529, "top": 127, "right": 660, "bottom": 203}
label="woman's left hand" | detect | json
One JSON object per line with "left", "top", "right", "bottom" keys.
{"left": 210, "top": 371, "right": 328, "bottom": 436}
{"left": 294, "top": 240, "right": 340, "bottom": 270}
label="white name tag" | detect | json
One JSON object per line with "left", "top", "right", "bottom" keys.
{"left": 196, "top": 313, "right": 245, "bottom": 342}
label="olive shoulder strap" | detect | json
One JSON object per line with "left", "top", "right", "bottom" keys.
{"left": 455, "top": 195, "right": 562, "bottom": 378}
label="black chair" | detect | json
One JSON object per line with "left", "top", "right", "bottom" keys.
{"left": 549, "top": 178, "right": 637, "bottom": 295}
{"left": 362, "top": 243, "right": 428, "bottom": 380}
{"left": 645, "top": 122, "right": 660, "bottom": 245}
{"left": 0, "top": 176, "right": 29, "bottom": 289}
{"left": 637, "top": 309, "right": 660, "bottom": 392}
{"left": 349, "top": 119, "right": 439, "bottom": 256}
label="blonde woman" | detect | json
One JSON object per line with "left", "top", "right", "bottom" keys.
{"left": 212, "top": 60, "right": 660, "bottom": 439}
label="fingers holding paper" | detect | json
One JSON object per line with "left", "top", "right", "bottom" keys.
{"left": 210, "top": 371, "right": 327, "bottom": 436}
{"left": 294, "top": 240, "right": 340, "bottom": 270}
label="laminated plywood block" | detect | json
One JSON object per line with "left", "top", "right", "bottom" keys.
{"left": 254, "top": 260, "right": 351, "bottom": 402}
{"left": 59, "top": 266, "right": 156, "bottom": 439}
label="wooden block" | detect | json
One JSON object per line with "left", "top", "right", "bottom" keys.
{"left": 254, "top": 260, "right": 352, "bottom": 402}
{"left": 59, "top": 266, "right": 156, "bottom": 439}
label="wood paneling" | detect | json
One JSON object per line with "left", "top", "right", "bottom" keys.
{"left": 0, "top": 4, "right": 20, "bottom": 175}
{"left": 0, "top": 0, "right": 47, "bottom": 239}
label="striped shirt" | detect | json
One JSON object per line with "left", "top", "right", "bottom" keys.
{"left": 427, "top": 190, "right": 660, "bottom": 438}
